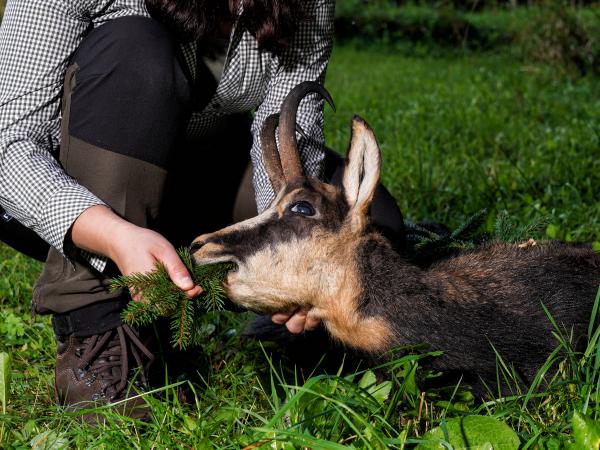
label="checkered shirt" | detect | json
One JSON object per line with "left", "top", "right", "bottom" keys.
{"left": 0, "top": 0, "right": 334, "bottom": 272}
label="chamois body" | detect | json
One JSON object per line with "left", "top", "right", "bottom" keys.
{"left": 191, "top": 82, "right": 600, "bottom": 395}
{"left": 356, "top": 235, "right": 600, "bottom": 386}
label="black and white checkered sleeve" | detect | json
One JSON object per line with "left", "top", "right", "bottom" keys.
{"left": 0, "top": 0, "right": 107, "bottom": 269}
{"left": 250, "top": 0, "right": 335, "bottom": 212}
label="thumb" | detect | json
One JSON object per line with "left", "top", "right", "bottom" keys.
{"left": 161, "top": 249, "right": 195, "bottom": 291}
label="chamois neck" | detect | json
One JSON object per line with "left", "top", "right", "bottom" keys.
{"left": 319, "top": 234, "right": 428, "bottom": 354}
{"left": 346, "top": 234, "right": 443, "bottom": 353}
{"left": 356, "top": 235, "right": 427, "bottom": 311}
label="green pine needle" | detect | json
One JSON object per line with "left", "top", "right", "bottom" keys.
{"left": 405, "top": 209, "right": 551, "bottom": 264}
{"left": 494, "top": 209, "right": 550, "bottom": 243}
{"left": 111, "top": 248, "right": 236, "bottom": 349}
{"left": 450, "top": 209, "right": 487, "bottom": 242}
{"left": 405, "top": 209, "right": 487, "bottom": 263}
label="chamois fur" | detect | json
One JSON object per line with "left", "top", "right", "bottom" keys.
{"left": 355, "top": 235, "right": 599, "bottom": 388}
{"left": 192, "top": 82, "right": 600, "bottom": 395}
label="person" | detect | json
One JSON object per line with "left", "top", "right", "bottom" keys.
{"left": 0, "top": 0, "right": 403, "bottom": 416}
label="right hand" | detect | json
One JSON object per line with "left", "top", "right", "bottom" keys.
{"left": 70, "top": 205, "right": 202, "bottom": 300}
{"left": 271, "top": 308, "right": 321, "bottom": 334}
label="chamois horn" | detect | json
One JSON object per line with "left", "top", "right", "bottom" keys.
{"left": 278, "top": 81, "right": 335, "bottom": 181}
{"left": 261, "top": 114, "right": 285, "bottom": 193}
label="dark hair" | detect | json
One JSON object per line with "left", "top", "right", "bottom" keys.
{"left": 145, "top": 0, "right": 305, "bottom": 52}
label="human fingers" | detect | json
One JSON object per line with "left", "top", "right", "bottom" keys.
{"left": 304, "top": 315, "right": 321, "bottom": 331}
{"left": 272, "top": 312, "right": 293, "bottom": 325}
{"left": 185, "top": 285, "right": 204, "bottom": 299}
{"left": 285, "top": 310, "right": 307, "bottom": 334}
{"left": 158, "top": 243, "right": 196, "bottom": 291}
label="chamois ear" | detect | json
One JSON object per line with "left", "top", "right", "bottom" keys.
{"left": 343, "top": 116, "right": 381, "bottom": 230}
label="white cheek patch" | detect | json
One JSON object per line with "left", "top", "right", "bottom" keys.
{"left": 227, "top": 234, "right": 346, "bottom": 311}
{"left": 224, "top": 226, "right": 393, "bottom": 353}
{"left": 229, "top": 238, "right": 311, "bottom": 301}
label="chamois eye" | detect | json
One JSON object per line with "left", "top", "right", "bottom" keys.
{"left": 289, "top": 201, "right": 315, "bottom": 217}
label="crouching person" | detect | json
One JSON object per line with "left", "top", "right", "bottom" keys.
{"left": 0, "top": 0, "right": 403, "bottom": 420}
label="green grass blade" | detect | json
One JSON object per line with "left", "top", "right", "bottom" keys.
{"left": 588, "top": 286, "right": 600, "bottom": 341}
{"left": 0, "top": 352, "right": 11, "bottom": 415}
{"left": 249, "top": 428, "right": 350, "bottom": 449}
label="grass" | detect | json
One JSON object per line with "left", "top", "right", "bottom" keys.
{"left": 323, "top": 45, "right": 599, "bottom": 245}
{"left": 334, "top": 2, "right": 600, "bottom": 83}
{"left": 0, "top": 39, "right": 599, "bottom": 450}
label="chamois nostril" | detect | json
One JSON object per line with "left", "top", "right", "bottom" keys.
{"left": 188, "top": 241, "right": 204, "bottom": 254}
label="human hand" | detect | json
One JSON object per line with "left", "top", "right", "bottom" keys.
{"left": 107, "top": 225, "right": 203, "bottom": 300}
{"left": 71, "top": 205, "right": 203, "bottom": 300}
{"left": 271, "top": 307, "right": 320, "bottom": 334}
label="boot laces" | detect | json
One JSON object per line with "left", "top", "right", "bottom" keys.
{"left": 76, "top": 324, "right": 154, "bottom": 401}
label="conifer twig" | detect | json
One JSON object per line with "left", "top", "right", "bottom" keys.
{"left": 111, "top": 248, "right": 235, "bottom": 349}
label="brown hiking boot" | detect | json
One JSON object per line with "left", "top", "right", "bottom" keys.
{"left": 55, "top": 324, "right": 155, "bottom": 423}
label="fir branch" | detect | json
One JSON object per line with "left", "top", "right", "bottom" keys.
{"left": 171, "top": 296, "right": 196, "bottom": 349}
{"left": 450, "top": 209, "right": 487, "bottom": 243}
{"left": 111, "top": 248, "right": 235, "bottom": 349}
{"left": 404, "top": 210, "right": 487, "bottom": 264}
{"left": 494, "top": 210, "right": 550, "bottom": 243}
{"left": 405, "top": 209, "right": 550, "bottom": 266}
{"left": 122, "top": 300, "right": 160, "bottom": 328}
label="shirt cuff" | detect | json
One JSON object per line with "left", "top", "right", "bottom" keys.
{"left": 37, "top": 183, "right": 108, "bottom": 272}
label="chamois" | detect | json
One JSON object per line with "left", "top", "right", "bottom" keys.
{"left": 191, "top": 82, "right": 600, "bottom": 393}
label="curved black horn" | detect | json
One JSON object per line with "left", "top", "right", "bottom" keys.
{"left": 278, "top": 81, "right": 335, "bottom": 181}
{"left": 261, "top": 114, "right": 285, "bottom": 193}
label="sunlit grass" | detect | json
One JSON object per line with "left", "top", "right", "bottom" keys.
{"left": 324, "top": 45, "right": 599, "bottom": 244}
{"left": 0, "top": 41, "right": 599, "bottom": 447}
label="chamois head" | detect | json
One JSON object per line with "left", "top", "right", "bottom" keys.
{"left": 191, "top": 82, "right": 392, "bottom": 350}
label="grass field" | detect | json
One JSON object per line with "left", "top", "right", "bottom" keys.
{"left": 1, "top": 38, "right": 599, "bottom": 449}
{"left": 324, "top": 45, "right": 599, "bottom": 244}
